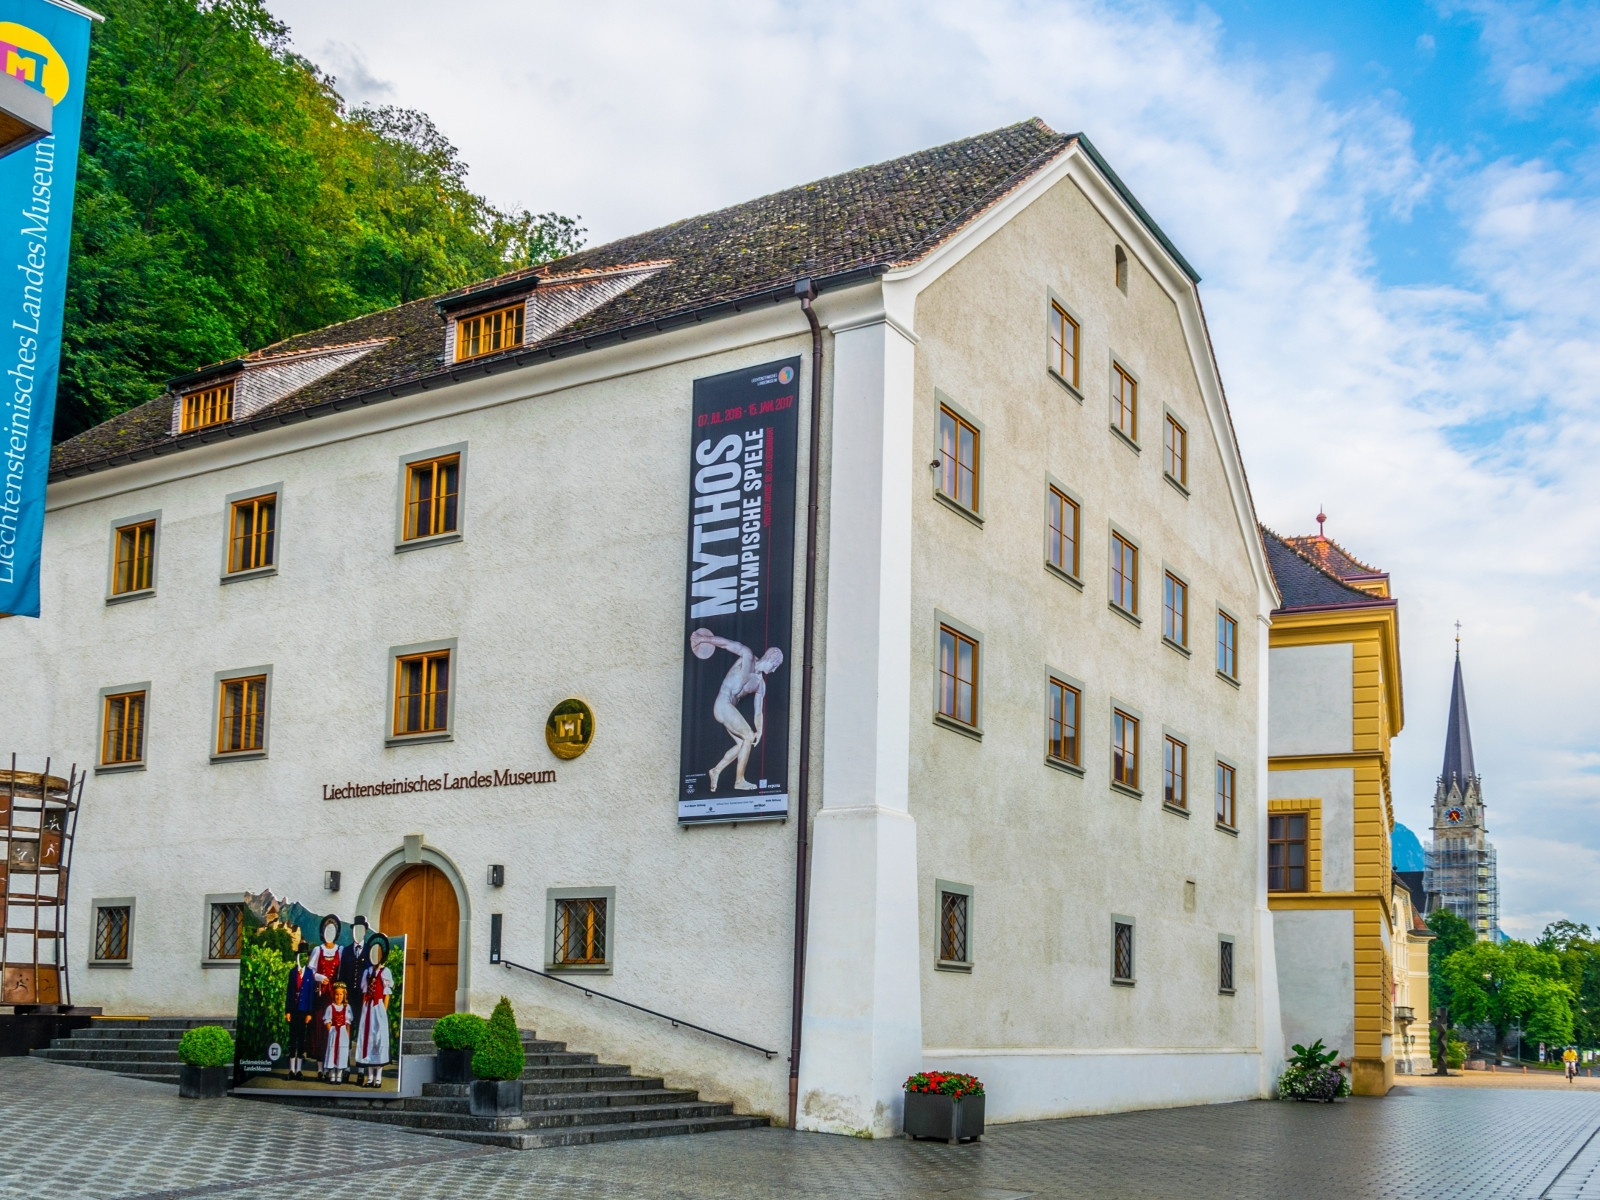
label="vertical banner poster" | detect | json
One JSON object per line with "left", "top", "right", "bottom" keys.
{"left": 678, "top": 357, "right": 801, "bottom": 823}
{"left": 0, "top": 1, "right": 94, "bottom": 618}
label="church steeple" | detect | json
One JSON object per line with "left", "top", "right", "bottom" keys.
{"left": 1441, "top": 641, "right": 1476, "bottom": 788}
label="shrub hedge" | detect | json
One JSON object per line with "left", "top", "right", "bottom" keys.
{"left": 178, "top": 1025, "right": 235, "bottom": 1069}
{"left": 432, "top": 1012, "right": 487, "bottom": 1051}
{"left": 470, "top": 997, "right": 525, "bottom": 1081}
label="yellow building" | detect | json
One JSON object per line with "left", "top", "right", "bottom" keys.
{"left": 1391, "top": 872, "right": 1433, "bottom": 1074}
{"left": 1261, "top": 525, "right": 1403, "bottom": 1096}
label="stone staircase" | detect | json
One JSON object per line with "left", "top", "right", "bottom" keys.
{"left": 30, "top": 1017, "right": 237, "bottom": 1083}
{"left": 32, "top": 1016, "right": 767, "bottom": 1150}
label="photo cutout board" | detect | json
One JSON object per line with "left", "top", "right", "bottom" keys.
{"left": 232, "top": 891, "right": 406, "bottom": 1096}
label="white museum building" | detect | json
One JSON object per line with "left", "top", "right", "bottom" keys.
{"left": 2, "top": 120, "right": 1288, "bottom": 1133}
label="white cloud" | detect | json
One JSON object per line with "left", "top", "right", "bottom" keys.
{"left": 1441, "top": 0, "right": 1600, "bottom": 111}
{"left": 267, "top": 0, "right": 1600, "bottom": 931}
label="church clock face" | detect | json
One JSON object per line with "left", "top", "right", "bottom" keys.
{"left": 1446, "top": 807, "right": 1464, "bottom": 825}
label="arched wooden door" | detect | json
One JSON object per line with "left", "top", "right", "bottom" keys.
{"left": 382, "top": 864, "right": 460, "bottom": 1017}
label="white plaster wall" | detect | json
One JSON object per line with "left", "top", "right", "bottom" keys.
{"left": 1273, "top": 908, "right": 1355, "bottom": 1060}
{"left": 1269, "top": 767, "right": 1355, "bottom": 892}
{"left": 1267, "top": 643, "right": 1353, "bottom": 757}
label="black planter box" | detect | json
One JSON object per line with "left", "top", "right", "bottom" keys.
{"left": 469, "top": 1078, "right": 524, "bottom": 1117}
{"left": 903, "top": 1091, "right": 984, "bottom": 1143}
{"left": 178, "top": 1064, "right": 230, "bottom": 1099}
{"left": 435, "top": 1047, "right": 475, "bottom": 1084}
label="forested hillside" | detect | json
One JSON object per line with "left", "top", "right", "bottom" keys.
{"left": 58, "top": 0, "right": 582, "bottom": 441}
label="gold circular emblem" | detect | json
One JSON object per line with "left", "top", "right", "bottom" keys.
{"left": 545, "top": 698, "right": 595, "bottom": 760}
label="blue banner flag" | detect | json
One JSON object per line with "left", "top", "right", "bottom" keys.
{"left": 0, "top": 0, "right": 94, "bottom": 618}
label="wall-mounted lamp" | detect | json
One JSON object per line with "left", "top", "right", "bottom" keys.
{"left": 324, "top": 870, "right": 341, "bottom": 893}
{"left": 488, "top": 864, "right": 505, "bottom": 888}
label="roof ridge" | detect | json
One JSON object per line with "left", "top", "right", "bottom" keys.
{"left": 1259, "top": 525, "right": 1380, "bottom": 605}
{"left": 1282, "top": 532, "right": 1383, "bottom": 576}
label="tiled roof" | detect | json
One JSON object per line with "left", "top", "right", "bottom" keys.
{"left": 1281, "top": 534, "right": 1387, "bottom": 587}
{"left": 53, "top": 118, "right": 1130, "bottom": 480}
{"left": 1261, "top": 527, "right": 1392, "bottom": 612}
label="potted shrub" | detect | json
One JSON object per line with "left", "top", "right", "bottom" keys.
{"left": 1277, "top": 1039, "right": 1352, "bottom": 1102}
{"left": 468, "top": 997, "right": 526, "bottom": 1117}
{"left": 431, "top": 1012, "right": 486, "bottom": 1084}
{"left": 903, "top": 1071, "right": 984, "bottom": 1143}
{"left": 177, "top": 1025, "right": 235, "bottom": 1099}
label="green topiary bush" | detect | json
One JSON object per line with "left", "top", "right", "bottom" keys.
{"left": 432, "top": 1012, "right": 487, "bottom": 1051}
{"left": 178, "top": 1025, "right": 235, "bottom": 1069}
{"left": 470, "top": 996, "right": 525, "bottom": 1081}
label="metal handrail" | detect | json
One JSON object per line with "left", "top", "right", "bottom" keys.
{"left": 498, "top": 957, "right": 777, "bottom": 1059}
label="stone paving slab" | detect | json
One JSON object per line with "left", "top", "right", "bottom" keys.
{"left": 10, "top": 1059, "right": 1600, "bottom": 1199}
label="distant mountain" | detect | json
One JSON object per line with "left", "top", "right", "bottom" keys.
{"left": 1392, "top": 822, "right": 1425, "bottom": 872}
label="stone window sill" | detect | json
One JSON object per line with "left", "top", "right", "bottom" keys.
{"left": 1048, "top": 369, "right": 1083, "bottom": 403}
{"left": 936, "top": 959, "right": 974, "bottom": 973}
{"left": 1045, "top": 756, "right": 1084, "bottom": 777}
{"left": 395, "top": 531, "right": 462, "bottom": 555}
{"left": 1164, "top": 473, "right": 1190, "bottom": 498}
{"left": 211, "top": 750, "right": 267, "bottom": 764}
{"left": 933, "top": 490, "right": 983, "bottom": 528}
{"left": 106, "top": 589, "right": 155, "bottom": 607}
{"left": 385, "top": 731, "right": 453, "bottom": 747}
{"left": 95, "top": 761, "right": 145, "bottom": 775}
{"left": 1163, "top": 803, "right": 1191, "bottom": 819}
{"left": 88, "top": 960, "right": 132, "bottom": 969}
{"left": 1110, "top": 602, "right": 1142, "bottom": 628}
{"left": 1163, "top": 636, "right": 1191, "bottom": 658}
{"left": 1045, "top": 561, "right": 1084, "bottom": 591}
{"left": 1110, "top": 425, "right": 1140, "bottom": 455}
{"left": 1111, "top": 781, "right": 1142, "bottom": 800}
{"left": 934, "top": 713, "right": 983, "bottom": 741}
{"left": 220, "top": 566, "right": 276, "bottom": 585}
{"left": 1216, "top": 670, "right": 1241, "bottom": 690}
{"left": 1216, "top": 822, "right": 1240, "bottom": 838}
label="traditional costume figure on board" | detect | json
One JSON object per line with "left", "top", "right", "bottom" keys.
{"left": 307, "top": 914, "right": 342, "bottom": 1069}
{"left": 322, "top": 981, "right": 352, "bottom": 1083}
{"left": 354, "top": 935, "right": 393, "bottom": 1087}
{"left": 339, "top": 915, "right": 369, "bottom": 1047}
{"left": 283, "top": 947, "right": 317, "bottom": 1079}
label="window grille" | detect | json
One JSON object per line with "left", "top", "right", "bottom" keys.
{"left": 1113, "top": 364, "right": 1137, "bottom": 440}
{"left": 1111, "top": 533, "right": 1138, "bottom": 613}
{"left": 1050, "top": 302, "right": 1079, "bottom": 387}
{"left": 1164, "top": 736, "right": 1187, "bottom": 809}
{"left": 1164, "top": 415, "right": 1187, "bottom": 485}
{"left": 112, "top": 521, "right": 155, "bottom": 594}
{"left": 1048, "top": 487, "right": 1079, "bottom": 576}
{"left": 95, "top": 905, "right": 130, "bottom": 961}
{"left": 1216, "top": 763, "right": 1236, "bottom": 829}
{"left": 1269, "top": 813, "right": 1308, "bottom": 892}
{"left": 1217, "top": 611, "right": 1238, "bottom": 679}
{"left": 1113, "top": 920, "right": 1134, "bottom": 983}
{"left": 181, "top": 383, "right": 233, "bottom": 432}
{"left": 1163, "top": 573, "right": 1188, "bottom": 646}
{"left": 554, "top": 897, "right": 607, "bottom": 965}
{"left": 227, "top": 495, "right": 276, "bottom": 573}
{"left": 1049, "top": 678, "right": 1080, "bottom": 765}
{"left": 1219, "top": 938, "right": 1235, "bottom": 993}
{"left": 217, "top": 676, "right": 267, "bottom": 754}
{"left": 209, "top": 902, "right": 243, "bottom": 960}
{"left": 456, "top": 303, "right": 525, "bottom": 361}
{"left": 937, "top": 406, "right": 979, "bottom": 510}
{"left": 102, "top": 691, "right": 146, "bottom": 765}
{"left": 404, "top": 455, "right": 460, "bottom": 541}
{"left": 938, "top": 625, "right": 978, "bottom": 726}
{"left": 394, "top": 651, "right": 450, "bottom": 736}
{"left": 1112, "top": 709, "right": 1139, "bottom": 789}
{"left": 939, "top": 890, "right": 968, "bottom": 963}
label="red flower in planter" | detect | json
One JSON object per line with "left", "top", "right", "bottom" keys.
{"left": 904, "top": 1071, "right": 985, "bottom": 1097}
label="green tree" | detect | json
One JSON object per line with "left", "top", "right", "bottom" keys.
{"left": 59, "top": 0, "right": 582, "bottom": 440}
{"left": 1440, "top": 940, "right": 1574, "bottom": 1063}
{"left": 1426, "top": 908, "right": 1476, "bottom": 1069}
{"left": 1540, "top": 923, "right": 1600, "bottom": 1048}
{"left": 1538, "top": 921, "right": 1594, "bottom": 954}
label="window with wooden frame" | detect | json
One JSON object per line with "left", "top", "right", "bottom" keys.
{"left": 455, "top": 302, "right": 525, "bottom": 362}
{"left": 208, "top": 901, "right": 244, "bottom": 960}
{"left": 938, "top": 889, "right": 969, "bottom": 964}
{"left": 1268, "top": 813, "right": 1308, "bottom": 892}
{"left": 216, "top": 675, "right": 266, "bottom": 755}
{"left": 1112, "top": 708, "right": 1140, "bottom": 790}
{"left": 1049, "top": 301, "right": 1080, "bottom": 388}
{"left": 1113, "top": 363, "right": 1137, "bottom": 441}
{"left": 553, "top": 896, "right": 607, "bottom": 965}
{"left": 937, "top": 405, "right": 979, "bottom": 511}
{"left": 1111, "top": 532, "right": 1139, "bottom": 614}
{"left": 227, "top": 494, "right": 276, "bottom": 574}
{"left": 1163, "top": 572, "right": 1188, "bottom": 647}
{"left": 101, "top": 690, "right": 146, "bottom": 766}
{"left": 1112, "top": 918, "right": 1135, "bottom": 984}
{"left": 1163, "top": 735, "right": 1187, "bottom": 810}
{"left": 1217, "top": 611, "right": 1238, "bottom": 680}
{"left": 1048, "top": 678, "right": 1080, "bottom": 766}
{"left": 111, "top": 521, "right": 155, "bottom": 595}
{"left": 181, "top": 383, "right": 233, "bottom": 432}
{"left": 394, "top": 649, "right": 450, "bottom": 737}
{"left": 1164, "top": 414, "right": 1187, "bottom": 486}
{"left": 403, "top": 454, "right": 460, "bottom": 541}
{"left": 1048, "top": 487, "right": 1080, "bottom": 577}
{"left": 95, "top": 904, "right": 131, "bottom": 962}
{"left": 1216, "top": 762, "right": 1237, "bottom": 829}
{"left": 1219, "top": 936, "right": 1236, "bottom": 994}
{"left": 937, "top": 624, "right": 978, "bottom": 727}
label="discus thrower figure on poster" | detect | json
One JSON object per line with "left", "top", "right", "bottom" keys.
{"left": 690, "top": 628, "right": 783, "bottom": 791}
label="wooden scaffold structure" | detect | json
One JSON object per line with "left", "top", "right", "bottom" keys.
{"left": 1, "top": 758, "right": 84, "bottom": 1010}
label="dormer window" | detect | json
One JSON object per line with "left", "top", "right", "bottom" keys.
{"left": 456, "top": 303, "right": 524, "bottom": 361}
{"left": 181, "top": 383, "right": 233, "bottom": 432}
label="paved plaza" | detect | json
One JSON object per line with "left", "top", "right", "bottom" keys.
{"left": 6, "top": 1058, "right": 1600, "bottom": 1200}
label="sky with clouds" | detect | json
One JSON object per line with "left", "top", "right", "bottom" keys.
{"left": 271, "top": 0, "right": 1599, "bottom": 937}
